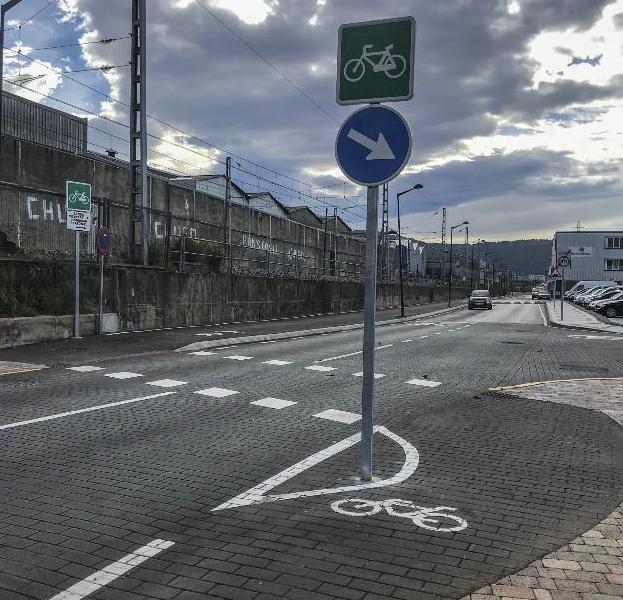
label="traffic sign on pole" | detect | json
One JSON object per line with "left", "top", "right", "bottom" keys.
{"left": 66, "top": 181, "right": 92, "bottom": 232}
{"left": 335, "top": 105, "right": 412, "bottom": 186}
{"left": 337, "top": 16, "right": 416, "bottom": 105}
{"left": 96, "top": 227, "right": 114, "bottom": 257}
{"left": 557, "top": 255, "right": 570, "bottom": 269}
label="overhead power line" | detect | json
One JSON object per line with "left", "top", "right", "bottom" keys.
{"left": 3, "top": 0, "right": 57, "bottom": 31}
{"left": 192, "top": 0, "right": 337, "bottom": 124}
{"left": 25, "top": 36, "right": 131, "bottom": 53}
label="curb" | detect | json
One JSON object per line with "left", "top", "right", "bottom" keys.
{"left": 543, "top": 302, "right": 623, "bottom": 334}
{"left": 176, "top": 304, "right": 467, "bottom": 352}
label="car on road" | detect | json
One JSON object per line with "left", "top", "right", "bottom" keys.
{"left": 594, "top": 298, "right": 623, "bottom": 318}
{"left": 468, "top": 289, "right": 492, "bottom": 310}
{"left": 531, "top": 287, "right": 550, "bottom": 300}
{"left": 589, "top": 291, "right": 623, "bottom": 311}
{"left": 576, "top": 286, "right": 612, "bottom": 306}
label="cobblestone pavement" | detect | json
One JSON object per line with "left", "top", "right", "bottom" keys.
{"left": 2, "top": 303, "right": 623, "bottom": 599}
{"left": 462, "top": 378, "right": 623, "bottom": 599}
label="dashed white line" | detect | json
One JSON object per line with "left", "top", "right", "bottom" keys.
{"left": 146, "top": 379, "right": 188, "bottom": 388}
{"left": 104, "top": 372, "right": 143, "bottom": 380}
{"left": 352, "top": 372, "right": 385, "bottom": 379}
{"left": 251, "top": 397, "right": 296, "bottom": 410}
{"left": 195, "top": 387, "right": 239, "bottom": 398}
{"left": 0, "top": 392, "right": 175, "bottom": 431}
{"left": 190, "top": 351, "right": 217, "bottom": 356}
{"left": 262, "top": 360, "right": 293, "bottom": 366}
{"left": 313, "top": 409, "right": 361, "bottom": 424}
{"left": 406, "top": 378, "right": 442, "bottom": 387}
{"left": 401, "top": 339, "right": 412, "bottom": 343}
{"left": 68, "top": 366, "right": 104, "bottom": 372}
{"left": 305, "top": 365, "right": 337, "bottom": 372}
{"left": 224, "top": 355, "right": 254, "bottom": 361}
{"left": 49, "top": 539, "right": 175, "bottom": 600}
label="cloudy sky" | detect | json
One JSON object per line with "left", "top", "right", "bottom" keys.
{"left": 3, "top": 0, "right": 623, "bottom": 241}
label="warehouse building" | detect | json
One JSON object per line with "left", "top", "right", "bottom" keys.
{"left": 550, "top": 230, "right": 623, "bottom": 285}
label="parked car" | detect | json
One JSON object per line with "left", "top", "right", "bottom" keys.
{"left": 468, "top": 289, "right": 492, "bottom": 310}
{"left": 595, "top": 298, "right": 623, "bottom": 318}
{"left": 590, "top": 291, "right": 623, "bottom": 310}
{"left": 586, "top": 288, "right": 623, "bottom": 309}
{"left": 565, "top": 280, "right": 616, "bottom": 300}
{"left": 576, "top": 286, "right": 612, "bottom": 306}
{"left": 531, "top": 287, "right": 550, "bottom": 300}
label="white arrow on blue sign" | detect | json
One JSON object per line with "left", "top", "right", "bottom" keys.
{"left": 335, "top": 104, "right": 412, "bottom": 186}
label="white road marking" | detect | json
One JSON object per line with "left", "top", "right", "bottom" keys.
{"left": 212, "top": 426, "right": 419, "bottom": 511}
{"left": 0, "top": 392, "right": 175, "bottom": 431}
{"left": 260, "top": 340, "right": 278, "bottom": 344}
{"left": 195, "top": 332, "right": 224, "bottom": 337}
{"left": 220, "top": 330, "right": 240, "bottom": 333}
{"left": 195, "top": 387, "right": 239, "bottom": 398}
{"left": 262, "top": 360, "right": 293, "bottom": 366}
{"left": 68, "top": 366, "right": 104, "bottom": 372}
{"left": 313, "top": 409, "right": 361, "bottom": 424}
{"left": 190, "top": 351, "right": 217, "bottom": 356}
{"left": 418, "top": 335, "right": 429, "bottom": 339}
{"left": 315, "top": 343, "right": 392, "bottom": 364}
{"left": 49, "top": 539, "right": 175, "bottom": 600}
{"left": 224, "top": 355, "right": 254, "bottom": 361}
{"left": 406, "top": 378, "right": 442, "bottom": 387}
{"left": 305, "top": 365, "right": 337, "bottom": 372}
{"left": 104, "top": 372, "right": 143, "bottom": 380}
{"left": 401, "top": 339, "right": 412, "bottom": 343}
{"left": 434, "top": 332, "right": 443, "bottom": 335}
{"left": 352, "top": 372, "right": 385, "bottom": 379}
{"left": 251, "top": 397, "right": 296, "bottom": 410}
{"left": 538, "top": 304, "right": 548, "bottom": 326}
{"left": 146, "top": 379, "right": 187, "bottom": 388}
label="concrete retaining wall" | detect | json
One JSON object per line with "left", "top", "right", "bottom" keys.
{"left": 0, "top": 259, "right": 469, "bottom": 342}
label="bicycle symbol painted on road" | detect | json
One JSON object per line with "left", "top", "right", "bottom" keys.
{"left": 331, "top": 498, "right": 468, "bottom": 533}
{"left": 343, "top": 44, "right": 407, "bottom": 82}
{"left": 68, "top": 190, "right": 90, "bottom": 206}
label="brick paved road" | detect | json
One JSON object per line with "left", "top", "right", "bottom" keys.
{"left": 1, "top": 302, "right": 623, "bottom": 599}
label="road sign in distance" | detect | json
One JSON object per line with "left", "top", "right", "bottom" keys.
{"left": 96, "top": 227, "right": 113, "bottom": 256}
{"left": 337, "top": 16, "right": 415, "bottom": 105}
{"left": 336, "top": 104, "right": 412, "bottom": 186}
{"left": 558, "top": 255, "right": 570, "bottom": 268}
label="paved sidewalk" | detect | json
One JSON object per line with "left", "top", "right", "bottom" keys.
{"left": 546, "top": 300, "right": 623, "bottom": 334}
{"left": 461, "top": 378, "right": 623, "bottom": 599}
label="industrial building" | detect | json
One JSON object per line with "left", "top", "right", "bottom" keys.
{"left": 550, "top": 230, "right": 623, "bottom": 285}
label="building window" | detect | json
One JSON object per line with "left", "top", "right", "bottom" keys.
{"left": 605, "top": 259, "right": 623, "bottom": 271}
{"left": 605, "top": 237, "right": 623, "bottom": 249}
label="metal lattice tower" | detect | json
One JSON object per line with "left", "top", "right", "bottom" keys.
{"left": 379, "top": 182, "right": 389, "bottom": 281}
{"left": 129, "top": 0, "right": 149, "bottom": 265}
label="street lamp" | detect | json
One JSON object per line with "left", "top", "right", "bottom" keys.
{"left": 448, "top": 220, "right": 469, "bottom": 308}
{"left": 396, "top": 183, "right": 423, "bottom": 317}
{"left": 0, "top": 0, "right": 26, "bottom": 172}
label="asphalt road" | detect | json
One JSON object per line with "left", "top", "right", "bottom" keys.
{"left": 1, "top": 299, "right": 622, "bottom": 600}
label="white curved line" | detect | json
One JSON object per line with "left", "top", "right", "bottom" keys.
{"left": 212, "top": 426, "right": 419, "bottom": 511}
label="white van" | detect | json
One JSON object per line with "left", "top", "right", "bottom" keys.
{"left": 565, "top": 280, "right": 616, "bottom": 300}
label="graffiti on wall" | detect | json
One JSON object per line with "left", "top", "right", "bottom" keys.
{"left": 242, "top": 233, "right": 305, "bottom": 263}
{"left": 26, "top": 196, "right": 66, "bottom": 223}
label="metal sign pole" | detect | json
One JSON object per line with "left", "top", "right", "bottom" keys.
{"left": 99, "top": 253, "right": 104, "bottom": 334}
{"left": 74, "top": 231, "right": 80, "bottom": 338}
{"left": 561, "top": 268, "right": 565, "bottom": 321}
{"left": 361, "top": 184, "right": 379, "bottom": 481}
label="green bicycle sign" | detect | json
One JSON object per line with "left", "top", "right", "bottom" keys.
{"left": 66, "top": 181, "right": 92, "bottom": 212}
{"left": 337, "top": 16, "right": 416, "bottom": 105}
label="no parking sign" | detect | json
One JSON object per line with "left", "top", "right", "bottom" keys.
{"left": 96, "top": 227, "right": 113, "bottom": 257}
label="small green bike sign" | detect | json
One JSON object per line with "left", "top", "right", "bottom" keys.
{"left": 337, "top": 16, "right": 416, "bottom": 105}
{"left": 66, "top": 181, "right": 92, "bottom": 212}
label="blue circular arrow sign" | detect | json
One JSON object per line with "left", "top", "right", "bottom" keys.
{"left": 335, "top": 105, "right": 412, "bottom": 186}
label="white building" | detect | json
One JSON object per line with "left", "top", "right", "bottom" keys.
{"left": 550, "top": 231, "right": 623, "bottom": 284}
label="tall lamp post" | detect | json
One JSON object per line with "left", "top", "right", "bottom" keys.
{"left": 396, "top": 183, "right": 423, "bottom": 317}
{"left": 0, "top": 0, "right": 26, "bottom": 172}
{"left": 448, "top": 221, "right": 469, "bottom": 307}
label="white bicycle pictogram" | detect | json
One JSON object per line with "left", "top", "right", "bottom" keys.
{"left": 343, "top": 44, "right": 407, "bottom": 82}
{"left": 331, "top": 498, "right": 468, "bottom": 532}
{"left": 68, "top": 190, "right": 90, "bottom": 206}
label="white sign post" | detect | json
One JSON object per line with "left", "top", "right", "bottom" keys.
{"left": 66, "top": 181, "right": 92, "bottom": 338}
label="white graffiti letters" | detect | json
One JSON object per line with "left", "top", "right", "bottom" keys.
{"left": 330, "top": 498, "right": 468, "bottom": 533}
